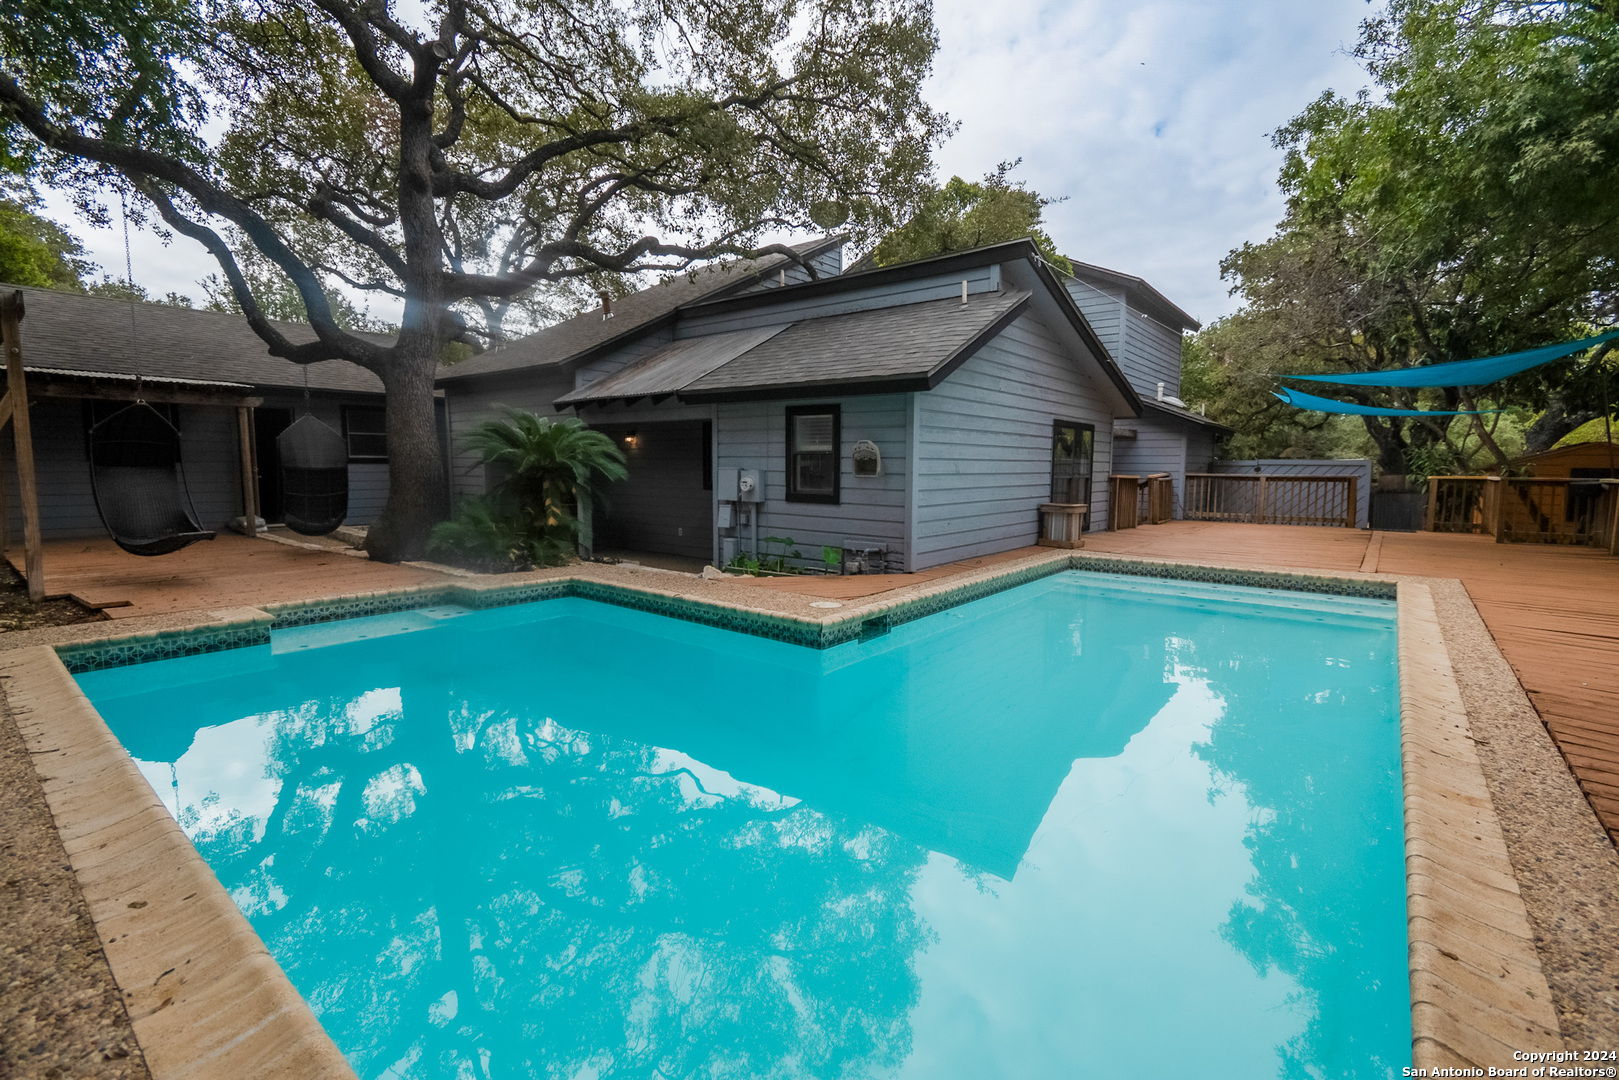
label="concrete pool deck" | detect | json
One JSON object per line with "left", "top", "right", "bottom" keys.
{"left": 0, "top": 542, "right": 1608, "bottom": 1074}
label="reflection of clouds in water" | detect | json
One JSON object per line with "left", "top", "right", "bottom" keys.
{"left": 345, "top": 686, "right": 402, "bottom": 748}
{"left": 360, "top": 763, "right": 426, "bottom": 827}
{"left": 134, "top": 712, "right": 281, "bottom": 842}
{"left": 896, "top": 677, "right": 1308, "bottom": 1079}
{"left": 648, "top": 747, "right": 801, "bottom": 811}
{"left": 231, "top": 854, "right": 289, "bottom": 917}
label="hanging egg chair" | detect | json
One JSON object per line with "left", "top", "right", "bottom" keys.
{"left": 87, "top": 401, "right": 216, "bottom": 557}
{"left": 276, "top": 411, "right": 349, "bottom": 535}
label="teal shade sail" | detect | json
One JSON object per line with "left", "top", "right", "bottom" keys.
{"left": 1284, "top": 329, "right": 1619, "bottom": 388}
{"left": 1273, "top": 388, "right": 1502, "bottom": 417}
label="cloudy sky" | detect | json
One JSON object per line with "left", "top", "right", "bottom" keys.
{"left": 38, "top": 0, "right": 1374, "bottom": 327}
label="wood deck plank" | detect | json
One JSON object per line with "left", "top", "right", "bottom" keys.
{"left": 4, "top": 534, "right": 445, "bottom": 620}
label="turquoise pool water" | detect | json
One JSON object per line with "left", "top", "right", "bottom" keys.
{"left": 77, "top": 570, "right": 1408, "bottom": 1079}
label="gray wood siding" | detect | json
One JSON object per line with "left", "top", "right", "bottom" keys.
{"left": 1065, "top": 281, "right": 1123, "bottom": 358}
{"left": 591, "top": 420, "right": 711, "bottom": 559}
{"left": 1111, "top": 421, "right": 1187, "bottom": 517}
{"left": 716, "top": 393, "right": 909, "bottom": 569}
{"left": 912, "top": 312, "right": 1115, "bottom": 568}
{"left": 679, "top": 266, "right": 1001, "bottom": 338}
{"left": 1121, "top": 313, "right": 1184, "bottom": 402}
{"left": 733, "top": 244, "right": 844, "bottom": 294}
{"left": 1065, "top": 280, "right": 1184, "bottom": 401}
{"left": 1, "top": 399, "right": 245, "bottom": 540}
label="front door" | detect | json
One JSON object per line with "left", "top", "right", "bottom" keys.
{"left": 254, "top": 407, "right": 293, "bottom": 523}
{"left": 1050, "top": 420, "right": 1095, "bottom": 525}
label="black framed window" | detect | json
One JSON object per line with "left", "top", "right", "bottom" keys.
{"left": 342, "top": 405, "right": 388, "bottom": 462}
{"left": 1050, "top": 420, "right": 1095, "bottom": 526}
{"left": 786, "top": 404, "right": 840, "bottom": 503}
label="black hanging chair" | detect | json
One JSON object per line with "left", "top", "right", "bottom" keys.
{"left": 276, "top": 412, "right": 349, "bottom": 535}
{"left": 88, "top": 401, "right": 217, "bottom": 557}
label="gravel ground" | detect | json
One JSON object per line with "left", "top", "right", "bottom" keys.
{"left": 1425, "top": 576, "right": 1619, "bottom": 1047}
{"left": 0, "top": 562, "right": 104, "bottom": 633}
{"left": 0, "top": 690, "right": 149, "bottom": 1080}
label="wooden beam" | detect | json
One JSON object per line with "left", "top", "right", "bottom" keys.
{"left": 237, "top": 406, "right": 258, "bottom": 530}
{"left": 1, "top": 292, "right": 43, "bottom": 601}
{"left": 17, "top": 378, "right": 262, "bottom": 408}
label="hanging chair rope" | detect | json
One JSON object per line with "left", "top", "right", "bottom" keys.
{"left": 85, "top": 193, "right": 216, "bottom": 556}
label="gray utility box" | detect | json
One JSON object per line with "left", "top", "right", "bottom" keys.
{"left": 737, "top": 469, "right": 762, "bottom": 503}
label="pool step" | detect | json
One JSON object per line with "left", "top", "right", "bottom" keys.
{"left": 271, "top": 605, "right": 472, "bottom": 654}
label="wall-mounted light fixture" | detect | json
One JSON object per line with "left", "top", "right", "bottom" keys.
{"left": 624, "top": 430, "right": 639, "bottom": 449}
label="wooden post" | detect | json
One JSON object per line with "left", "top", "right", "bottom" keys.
{"left": 1255, "top": 475, "right": 1269, "bottom": 525}
{"left": 1, "top": 292, "right": 43, "bottom": 601}
{"left": 1345, "top": 476, "right": 1358, "bottom": 529}
{"left": 236, "top": 405, "right": 259, "bottom": 531}
{"left": 1425, "top": 479, "right": 1438, "bottom": 532}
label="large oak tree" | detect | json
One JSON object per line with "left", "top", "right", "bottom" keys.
{"left": 0, "top": 0, "right": 948, "bottom": 559}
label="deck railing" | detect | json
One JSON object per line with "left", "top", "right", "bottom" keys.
{"left": 1183, "top": 473, "right": 1358, "bottom": 528}
{"left": 1107, "top": 474, "right": 1175, "bottom": 530}
{"left": 1427, "top": 475, "right": 1619, "bottom": 551}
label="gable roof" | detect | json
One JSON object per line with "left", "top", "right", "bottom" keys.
{"left": 667, "top": 237, "right": 1141, "bottom": 412}
{"left": 1065, "top": 259, "right": 1201, "bottom": 333}
{"left": 438, "top": 236, "right": 845, "bottom": 385}
{"left": 676, "top": 289, "right": 1031, "bottom": 403}
{"left": 554, "top": 239, "right": 1142, "bottom": 413}
{"left": 2, "top": 284, "right": 387, "bottom": 395}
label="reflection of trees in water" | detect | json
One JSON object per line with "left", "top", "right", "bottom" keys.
{"left": 188, "top": 688, "right": 931, "bottom": 1080}
{"left": 1181, "top": 629, "right": 1407, "bottom": 1080}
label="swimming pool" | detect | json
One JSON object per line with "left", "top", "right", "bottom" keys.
{"left": 77, "top": 569, "right": 1408, "bottom": 1078}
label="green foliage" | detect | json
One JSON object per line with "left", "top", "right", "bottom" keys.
{"left": 863, "top": 161, "right": 1069, "bottom": 272}
{"left": 84, "top": 275, "right": 192, "bottom": 306}
{"left": 429, "top": 412, "right": 627, "bottom": 573}
{"left": 0, "top": 193, "right": 94, "bottom": 289}
{"left": 1197, "top": 1, "right": 1619, "bottom": 475}
{"left": 726, "top": 535, "right": 803, "bottom": 575}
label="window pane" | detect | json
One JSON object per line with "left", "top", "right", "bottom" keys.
{"left": 344, "top": 406, "right": 388, "bottom": 461}
{"left": 794, "top": 452, "right": 834, "bottom": 494}
{"left": 1053, "top": 425, "right": 1076, "bottom": 462}
{"left": 794, "top": 413, "right": 834, "bottom": 453}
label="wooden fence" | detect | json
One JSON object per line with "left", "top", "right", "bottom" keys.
{"left": 1427, "top": 476, "right": 1619, "bottom": 552}
{"left": 1107, "top": 474, "right": 1173, "bottom": 531}
{"left": 1183, "top": 473, "right": 1358, "bottom": 529}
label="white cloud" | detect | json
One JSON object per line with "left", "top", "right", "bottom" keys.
{"left": 925, "top": 0, "right": 1373, "bottom": 322}
{"left": 35, "top": 0, "right": 1373, "bottom": 325}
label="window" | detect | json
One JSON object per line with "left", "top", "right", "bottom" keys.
{"left": 1050, "top": 420, "right": 1095, "bottom": 526}
{"left": 343, "top": 405, "right": 388, "bottom": 462}
{"left": 786, "top": 404, "right": 840, "bottom": 503}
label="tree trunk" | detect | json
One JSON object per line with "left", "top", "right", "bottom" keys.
{"left": 364, "top": 345, "right": 448, "bottom": 562}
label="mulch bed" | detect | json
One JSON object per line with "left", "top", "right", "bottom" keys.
{"left": 0, "top": 562, "right": 105, "bottom": 633}
{"left": 0, "top": 692, "right": 150, "bottom": 1079}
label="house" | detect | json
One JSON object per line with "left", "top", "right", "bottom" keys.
{"left": 438, "top": 238, "right": 1152, "bottom": 571}
{"left": 1487, "top": 440, "right": 1619, "bottom": 479}
{"left": 1059, "top": 260, "right": 1227, "bottom": 518}
{"left": 0, "top": 287, "right": 409, "bottom": 541}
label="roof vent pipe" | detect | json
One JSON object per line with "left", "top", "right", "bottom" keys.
{"left": 599, "top": 293, "right": 613, "bottom": 320}
{"left": 1157, "top": 381, "right": 1165, "bottom": 401}
{"left": 961, "top": 280, "right": 968, "bottom": 305}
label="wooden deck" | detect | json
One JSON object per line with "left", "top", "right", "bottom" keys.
{"left": 5, "top": 534, "right": 445, "bottom": 620}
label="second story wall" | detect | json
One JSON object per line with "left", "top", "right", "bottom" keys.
{"left": 1064, "top": 279, "right": 1187, "bottom": 403}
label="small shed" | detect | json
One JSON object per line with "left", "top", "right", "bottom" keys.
{"left": 1490, "top": 441, "right": 1619, "bottom": 479}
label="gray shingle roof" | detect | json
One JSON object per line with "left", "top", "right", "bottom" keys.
{"left": 4, "top": 285, "right": 386, "bottom": 395}
{"left": 556, "top": 325, "right": 788, "bottom": 406}
{"left": 567, "top": 288, "right": 1031, "bottom": 405}
{"left": 439, "top": 237, "right": 844, "bottom": 384}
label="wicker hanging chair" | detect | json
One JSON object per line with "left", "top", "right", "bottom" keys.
{"left": 88, "top": 402, "right": 216, "bottom": 557}
{"left": 276, "top": 412, "right": 349, "bottom": 535}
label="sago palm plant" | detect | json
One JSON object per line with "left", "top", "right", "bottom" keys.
{"left": 429, "top": 411, "right": 628, "bottom": 570}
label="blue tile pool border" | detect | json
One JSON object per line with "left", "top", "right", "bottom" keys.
{"left": 52, "top": 552, "right": 1399, "bottom": 674}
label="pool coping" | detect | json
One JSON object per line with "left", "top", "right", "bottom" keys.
{"left": 0, "top": 551, "right": 1561, "bottom": 1074}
